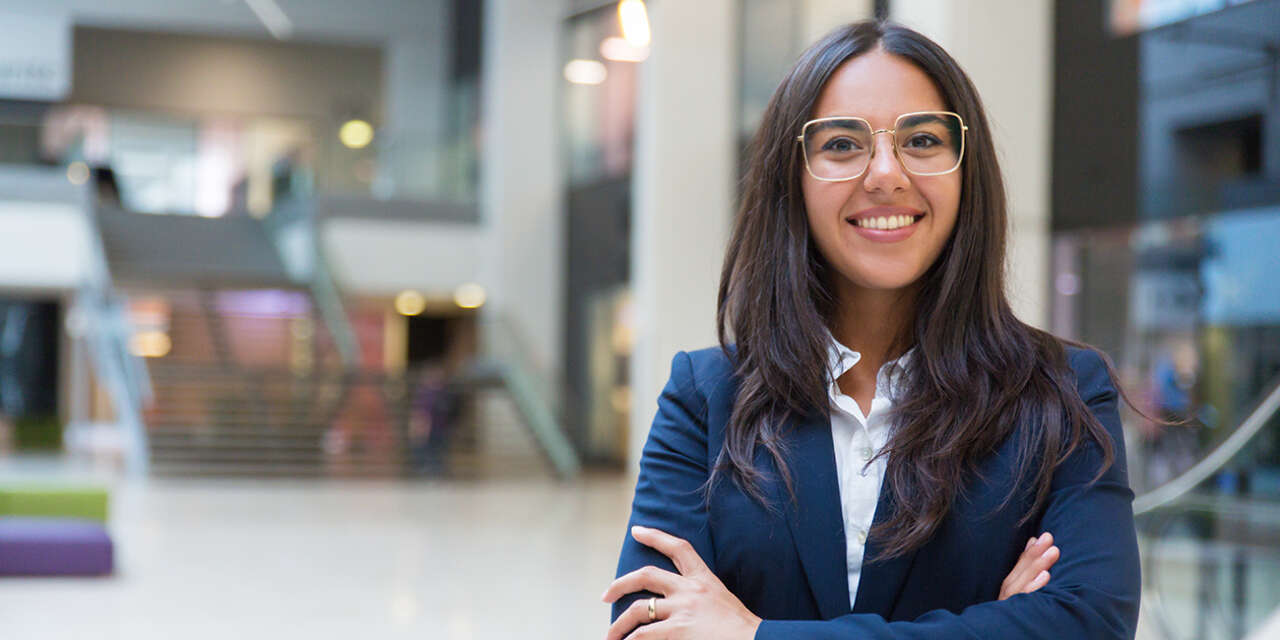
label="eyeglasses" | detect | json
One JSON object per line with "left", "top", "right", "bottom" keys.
{"left": 796, "top": 111, "right": 968, "bottom": 181}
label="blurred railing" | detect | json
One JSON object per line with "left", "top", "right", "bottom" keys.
{"left": 0, "top": 163, "right": 153, "bottom": 475}
{"left": 1135, "top": 374, "right": 1280, "bottom": 515}
{"left": 260, "top": 194, "right": 359, "bottom": 368}
{"left": 1054, "top": 205, "right": 1280, "bottom": 639}
{"left": 1132, "top": 374, "right": 1280, "bottom": 639}
{"left": 470, "top": 314, "right": 583, "bottom": 479}
{"left": 247, "top": 191, "right": 580, "bottom": 479}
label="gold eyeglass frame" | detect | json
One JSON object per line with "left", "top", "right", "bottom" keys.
{"left": 795, "top": 110, "right": 969, "bottom": 182}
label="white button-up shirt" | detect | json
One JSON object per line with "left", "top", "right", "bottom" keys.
{"left": 826, "top": 335, "right": 911, "bottom": 610}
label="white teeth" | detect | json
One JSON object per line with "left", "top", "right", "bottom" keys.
{"left": 853, "top": 214, "right": 918, "bottom": 230}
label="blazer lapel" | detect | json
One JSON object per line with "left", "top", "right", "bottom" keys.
{"left": 781, "top": 410, "right": 851, "bottom": 620}
{"left": 850, "top": 474, "right": 919, "bottom": 617}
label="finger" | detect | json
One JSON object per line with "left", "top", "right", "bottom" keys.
{"left": 1005, "top": 536, "right": 1041, "bottom": 589}
{"left": 1027, "top": 545, "right": 1060, "bottom": 581}
{"left": 602, "top": 566, "right": 685, "bottom": 603}
{"left": 631, "top": 525, "right": 710, "bottom": 578}
{"left": 605, "top": 598, "right": 666, "bottom": 640}
{"left": 1007, "top": 537, "right": 1039, "bottom": 582}
{"left": 1008, "top": 544, "right": 1059, "bottom": 598}
{"left": 1001, "top": 533, "right": 1053, "bottom": 599}
{"left": 624, "top": 618, "right": 675, "bottom": 640}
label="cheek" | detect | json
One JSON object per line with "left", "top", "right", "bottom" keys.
{"left": 920, "top": 177, "right": 961, "bottom": 240}
{"left": 801, "top": 178, "right": 848, "bottom": 242}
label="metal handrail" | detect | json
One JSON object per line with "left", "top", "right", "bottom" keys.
{"left": 1137, "top": 492, "right": 1280, "bottom": 640}
{"left": 260, "top": 195, "right": 359, "bottom": 367}
{"left": 258, "top": 191, "right": 579, "bottom": 478}
{"left": 82, "top": 190, "right": 153, "bottom": 476}
{"left": 1133, "top": 373, "right": 1280, "bottom": 514}
{"left": 0, "top": 165, "right": 152, "bottom": 475}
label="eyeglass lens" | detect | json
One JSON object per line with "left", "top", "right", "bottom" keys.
{"left": 802, "top": 112, "right": 963, "bottom": 179}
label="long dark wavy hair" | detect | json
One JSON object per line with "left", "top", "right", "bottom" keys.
{"left": 713, "top": 20, "right": 1119, "bottom": 560}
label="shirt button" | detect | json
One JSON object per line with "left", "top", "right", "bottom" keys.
{"left": 856, "top": 529, "right": 867, "bottom": 544}
{"left": 861, "top": 447, "right": 874, "bottom": 461}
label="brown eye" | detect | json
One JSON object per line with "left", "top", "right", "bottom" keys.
{"left": 822, "top": 137, "right": 860, "bottom": 152}
{"left": 903, "top": 133, "right": 941, "bottom": 149}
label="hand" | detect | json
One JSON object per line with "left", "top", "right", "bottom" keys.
{"left": 602, "top": 525, "right": 761, "bottom": 640}
{"left": 999, "top": 531, "right": 1060, "bottom": 600}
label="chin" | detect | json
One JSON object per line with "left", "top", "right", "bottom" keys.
{"left": 842, "top": 261, "right": 929, "bottom": 292}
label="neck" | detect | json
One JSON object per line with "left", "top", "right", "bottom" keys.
{"left": 829, "top": 281, "right": 919, "bottom": 368}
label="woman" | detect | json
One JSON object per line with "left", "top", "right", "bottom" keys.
{"left": 602, "top": 20, "right": 1141, "bottom": 640}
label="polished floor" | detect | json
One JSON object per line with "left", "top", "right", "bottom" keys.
{"left": 0, "top": 459, "right": 635, "bottom": 640}
{"left": 4, "top": 455, "right": 1280, "bottom": 640}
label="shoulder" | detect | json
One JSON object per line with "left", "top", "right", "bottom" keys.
{"left": 661, "top": 345, "right": 739, "bottom": 418}
{"left": 682, "top": 345, "right": 737, "bottom": 385}
{"left": 1064, "top": 344, "right": 1118, "bottom": 405}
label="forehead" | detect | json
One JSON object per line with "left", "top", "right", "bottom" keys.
{"left": 810, "top": 48, "right": 947, "bottom": 127}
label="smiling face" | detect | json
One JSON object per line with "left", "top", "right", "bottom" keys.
{"left": 802, "top": 47, "right": 961, "bottom": 299}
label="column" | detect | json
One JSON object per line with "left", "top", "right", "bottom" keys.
{"left": 627, "top": 0, "right": 738, "bottom": 472}
{"left": 479, "top": 0, "right": 567, "bottom": 376}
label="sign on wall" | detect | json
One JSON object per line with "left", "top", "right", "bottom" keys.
{"left": 0, "top": 13, "right": 70, "bottom": 101}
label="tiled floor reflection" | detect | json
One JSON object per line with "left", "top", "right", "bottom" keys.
{"left": 0, "top": 467, "right": 635, "bottom": 640}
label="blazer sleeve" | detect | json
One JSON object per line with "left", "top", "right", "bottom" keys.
{"left": 610, "top": 350, "right": 715, "bottom": 624}
{"left": 755, "top": 348, "right": 1142, "bottom": 640}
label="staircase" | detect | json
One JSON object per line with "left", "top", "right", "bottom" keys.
{"left": 90, "top": 197, "right": 578, "bottom": 480}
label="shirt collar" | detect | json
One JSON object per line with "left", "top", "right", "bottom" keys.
{"left": 825, "top": 329, "right": 915, "bottom": 398}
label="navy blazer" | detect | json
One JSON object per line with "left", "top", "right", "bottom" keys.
{"left": 611, "top": 345, "right": 1140, "bottom": 639}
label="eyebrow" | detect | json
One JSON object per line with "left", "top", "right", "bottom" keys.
{"left": 896, "top": 113, "right": 947, "bottom": 128}
{"left": 809, "top": 113, "right": 949, "bottom": 128}
{"left": 806, "top": 119, "right": 865, "bottom": 135}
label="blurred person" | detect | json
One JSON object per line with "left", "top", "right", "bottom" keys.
{"left": 407, "top": 363, "right": 459, "bottom": 476}
{"left": 1140, "top": 338, "right": 1201, "bottom": 487}
{"left": 603, "top": 20, "right": 1140, "bottom": 639}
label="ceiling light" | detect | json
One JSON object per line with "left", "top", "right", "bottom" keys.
{"left": 339, "top": 119, "right": 375, "bottom": 149}
{"left": 563, "top": 59, "right": 607, "bottom": 85}
{"left": 243, "top": 0, "right": 294, "bottom": 39}
{"left": 453, "top": 283, "right": 486, "bottom": 309}
{"left": 394, "top": 290, "right": 427, "bottom": 316}
{"left": 600, "top": 36, "right": 649, "bottom": 62}
{"left": 618, "top": 0, "right": 651, "bottom": 47}
{"left": 66, "top": 161, "right": 89, "bottom": 185}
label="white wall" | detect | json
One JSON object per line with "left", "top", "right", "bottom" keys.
{"left": 0, "top": 202, "right": 93, "bottom": 291}
{"left": 320, "top": 219, "right": 484, "bottom": 295}
{"left": 479, "top": 0, "right": 566, "bottom": 376}
{"left": 892, "top": 0, "right": 1054, "bottom": 328}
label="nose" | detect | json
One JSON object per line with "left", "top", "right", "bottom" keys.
{"left": 863, "top": 130, "right": 910, "bottom": 193}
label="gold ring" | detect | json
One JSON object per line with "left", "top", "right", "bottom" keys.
{"left": 648, "top": 596, "right": 657, "bottom": 621}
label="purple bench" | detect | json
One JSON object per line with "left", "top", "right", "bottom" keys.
{"left": 0, "top": 517, "right": 113, "bottom": 576}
